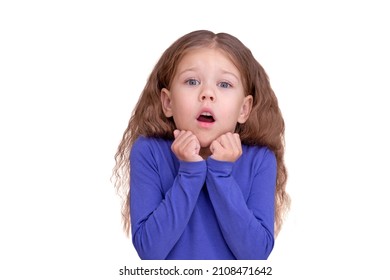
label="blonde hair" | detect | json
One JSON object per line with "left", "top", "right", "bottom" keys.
{"left": 113, "top": 30, "right": 290, "bottom": 237}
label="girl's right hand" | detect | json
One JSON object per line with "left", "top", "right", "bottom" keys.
{"left": 171, "top": 130, "right": 203, "bottom": 162}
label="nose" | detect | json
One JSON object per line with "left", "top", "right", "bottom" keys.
{"left": 199, "top": 86, "right": 216, "bottom": 102}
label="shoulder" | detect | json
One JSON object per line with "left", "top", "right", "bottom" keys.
{"left": 132, "top": 136, "right": 172, "bottom": 150}
{"left": 131, "top": 136, "right": 173, "bottom": 160}
{"left": 231, "top": 145, "right": 277, "bottom": 197}
{"left": 242, "top": 144, "right": 275, "bottom": 159}
{"left": 130, "top": 137, "right": 179, "bottom": 182}
{"left": 240, "top": 145, "right": 277, "bottom": 171}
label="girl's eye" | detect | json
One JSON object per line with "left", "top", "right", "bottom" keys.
{"left": 186, "top": 79, "right": 200, "bottom": 86}
{"left": 218, "top": 81, "right": 232, "bottom": 88}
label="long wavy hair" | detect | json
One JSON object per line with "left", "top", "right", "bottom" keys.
{"left": 113, "top": 30, "right": 290, "bottom": 237}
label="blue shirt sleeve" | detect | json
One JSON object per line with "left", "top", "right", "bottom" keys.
{"left": 130, "top": 138, "right": 207, "bottom": 259}
{"left": 205, "top": 148, "right": 276, "bottom": 259}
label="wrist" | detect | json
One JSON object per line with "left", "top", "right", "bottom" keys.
{"left": 206, "top": 157, "right": 234, "bottom": 175}
{"left": 179, "top": 159, "right": 207, "bottom": 173}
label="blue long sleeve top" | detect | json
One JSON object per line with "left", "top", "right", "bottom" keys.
{"left": 130, "top": 136, "right": 276, "bottom": 260}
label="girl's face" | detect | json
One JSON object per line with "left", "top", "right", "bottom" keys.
{"left": 161, "top": 47, "right": 253, "bottom": 149}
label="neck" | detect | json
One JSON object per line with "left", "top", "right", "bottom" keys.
{"left": 199, "top": 147, "right": 211, "bottom": 159}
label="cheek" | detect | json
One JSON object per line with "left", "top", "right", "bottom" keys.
{"left": 225, "top": 113, "right": 241, "bottom": 127}
{"left": 222, "top": 99, "right": 243, "bottom": 116}
{"left": 174, "top": 91, "right": 196, "bottom": 106}
{"left": 170, "top": 98, "right": 194, "bottom": 124}
{"left": 172, "top": 100, "right": 191, "bottom": 115}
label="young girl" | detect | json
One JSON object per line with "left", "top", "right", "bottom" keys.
{"left": 113, "top": 30, "right": 290, "bottom": 260}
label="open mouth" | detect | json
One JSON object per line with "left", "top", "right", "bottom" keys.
{"left": 197, "top": 112, "right": 215, "bottom": 123}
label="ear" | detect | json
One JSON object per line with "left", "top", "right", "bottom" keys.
{"left": 161, "top": 88, "right": 173, "bottom": 117}
{"left": 237, "top": 95, "right": 253, "bottom": 124}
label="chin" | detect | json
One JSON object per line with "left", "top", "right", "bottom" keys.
{"left": 199, "top": 138, "right": 213, "bottom": 148}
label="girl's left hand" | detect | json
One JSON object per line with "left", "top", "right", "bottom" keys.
{"left": 210, "top": 132, "right": 242, "bottom": 162}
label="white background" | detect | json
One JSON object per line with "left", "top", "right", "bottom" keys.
{"left": 1, "top": 0, "right": 389, "bottom": 279}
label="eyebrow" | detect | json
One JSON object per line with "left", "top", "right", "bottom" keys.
{"left": 177, "top": 68, "right": 240, "bottom": 82}
{"left": 176, "top": 68, "right": 197, "bottom": 77}
{"left": 220, "top": 69, "right": 240, "bottom": 82}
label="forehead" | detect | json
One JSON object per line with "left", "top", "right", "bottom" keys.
{"left": 176, "top": 47, "right": 239, "bottom": 71}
